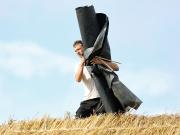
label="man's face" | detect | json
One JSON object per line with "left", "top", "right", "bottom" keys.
{"left": 74, "top": 43, "right": 84, "bottom": 57}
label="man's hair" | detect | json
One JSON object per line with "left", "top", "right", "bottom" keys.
{"left": 73, "top": 40, "right": 83, "bottom": 47}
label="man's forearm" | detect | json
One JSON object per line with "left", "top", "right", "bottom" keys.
{"left": 75, "top": 62, "right": 84, "bottom": 82}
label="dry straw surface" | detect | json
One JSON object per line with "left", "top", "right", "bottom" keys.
{"left": 0, "top": 113, "right": 180, "bottom": 135}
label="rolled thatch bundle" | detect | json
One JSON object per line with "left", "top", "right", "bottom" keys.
{"left": 75, "top": 5, "right": 111, "bottom": 61}
{"left": 75, "top": 5, "right": 142, "bottom": 113}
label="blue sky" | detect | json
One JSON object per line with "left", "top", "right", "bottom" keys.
{"left": 0, "top": 0, "right": 180, "bottom": 123}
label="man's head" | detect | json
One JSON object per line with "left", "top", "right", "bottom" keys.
{"left": 73, "top": 40, "right": 84, "bottom": 57}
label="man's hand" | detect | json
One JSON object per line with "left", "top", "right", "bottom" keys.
{"left": 80, "top": 56, "right": 85, "bottom": 66}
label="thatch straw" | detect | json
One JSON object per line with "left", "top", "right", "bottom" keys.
{"left": 0, "top": 113, "right": 180, "bottom": 135}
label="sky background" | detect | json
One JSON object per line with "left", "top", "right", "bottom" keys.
{"left": 0, "top": 0, "right": 180, "bottom": 123}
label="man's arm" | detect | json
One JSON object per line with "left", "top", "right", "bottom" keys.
{"left": 75, "top": 57, "right": 85, "bottom": 82}
{"left": 91, "top": 57, "right": 119, "bottom": 71}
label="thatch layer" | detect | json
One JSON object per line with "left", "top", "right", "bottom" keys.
{"left": 1, "top": 114, "right": 180, "bottom": 135}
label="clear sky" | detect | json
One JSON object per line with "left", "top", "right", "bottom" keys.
{"left": 0, "top": 0, "right": 180, "bottom": 123}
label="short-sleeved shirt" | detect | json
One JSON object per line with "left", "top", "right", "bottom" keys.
{"left": 75, "top": 64, "right": 100, "bottom": 100}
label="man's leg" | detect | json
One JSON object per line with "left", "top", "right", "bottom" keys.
{"left": 75, "top": 100, "right": 93, "bottom": 118}
{"left": 93, "top": 98, "right": 106, "bottom": 115}
{"left": 76, "top": 98, "right": 106, "bottom": 118}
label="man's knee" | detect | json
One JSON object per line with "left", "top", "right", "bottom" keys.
{"left": 75, "top": 108, "right": 91, "bottom": 118}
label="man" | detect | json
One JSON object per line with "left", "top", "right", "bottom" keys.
{"left": 73, "top": 40, "right": 119, "bottom": 118}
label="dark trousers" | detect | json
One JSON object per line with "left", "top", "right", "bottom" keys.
{"left": 76, "top": 97, "right": 106, "bottom": 118}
